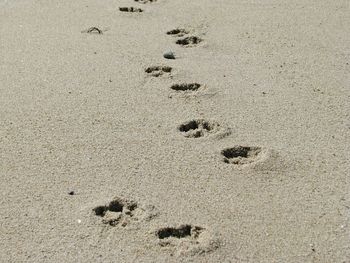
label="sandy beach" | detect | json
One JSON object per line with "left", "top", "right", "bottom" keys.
{"left": 0, "top": 0, "right": 349, "bottom": 262}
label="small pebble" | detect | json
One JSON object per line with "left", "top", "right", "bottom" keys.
{"left": 68, "top": 191, "right": 75, "bottom": 195}
{"left": 163, "top": 51, "right": 175, "bottom": 59}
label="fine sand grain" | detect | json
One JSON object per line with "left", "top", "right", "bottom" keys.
{"left": 0, "top": 0, "right": 349, "bottom": 262}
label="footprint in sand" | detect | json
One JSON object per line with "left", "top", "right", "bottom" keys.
{"left": 170, "top": 83, "right": 202, "bottom": 92}
{"left": 166, "top": 28, "right": 189, "bottom": 37}
{"left": 178, "top": 119, "right": 231, "bottom": 139}
{"left": 145, "top": 66, "right": 172, "bottom": 77}
{"left": 176, "top": 36, "right": 203, "bottom": 47}
{"left": 119, "top": 7, "right": 144, "bottom": 12}
{"left": 81, "top": 27, "right": 104, "bottom": 34}
{"left": 155, "top": 224, "right": 220, "bottom": 255}
{"left": 135, "top": 0, "right": 157, "bottom": 3}
{"left": 93, "top": 197, "right": 157, "bottom": 227}
{"left": 221, "top": 146, "right": 264, "bottom": 165}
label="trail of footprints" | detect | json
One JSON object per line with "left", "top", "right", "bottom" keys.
{"left": 93, "top": 196, "right": 218, "bottom": 255}
{"left": 145, "top": 26, "right": 266, "bottom": 167}
{"left": 84, "top": 0, "right": 272, "bottom": 258}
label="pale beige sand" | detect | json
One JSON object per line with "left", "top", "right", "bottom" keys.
{"left": 0, "top": 0, "right": 349, "bottom": 262}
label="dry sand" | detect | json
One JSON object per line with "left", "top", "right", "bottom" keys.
{"left": 0, "top": 0, "right": 349, "bottom": 262}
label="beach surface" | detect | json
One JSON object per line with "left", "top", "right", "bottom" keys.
{"left": 0, "top": 0, "right": 349, "bottom": 262}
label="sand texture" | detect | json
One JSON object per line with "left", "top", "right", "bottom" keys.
{"left": 0, "top": 0, "right": 349, "bottom": 262}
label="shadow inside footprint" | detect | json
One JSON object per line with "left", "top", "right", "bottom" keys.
{"left": 157, "top": 225, "right": 204, "bottom": 240}
{"left": 145, "top": 66, "right": 172, "bottom": 77}
{"left": 135, "top": 0, "right": 157, "bottom": 3}
{"left": 176, "top": 36, "right": 202, "bottom": 46}
{"left": 166, "top": 28, "right": 189, "bottom": 37}
{"left": 119, "top": 7, "right": 143, "bottom": 12}
{"left": 93, "top": 197, "right": 155, "bottom": 227}
{"left": 179, "top": 119, "right": 220, "bottom": 138}
{"left": 170, "top": 83, "right": 201, "bottom": 91}
{"left": 221, "top": 146, "right": 262, "bottom": 165}
{"left": 155, "top": 224, "right": 220, "bottom": 255}
{"left": 94, "top": 199, "right": 135, "bottom": 217}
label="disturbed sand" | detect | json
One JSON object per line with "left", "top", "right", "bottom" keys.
{"left": 0, "top": 0, "right": 349, "bottom": 262}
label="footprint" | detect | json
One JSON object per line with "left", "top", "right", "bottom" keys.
{"left": 221, "top": 146, "right": 263, "bottom": 165}
{"left": 119, "top": 7, "right": 143, "bottom": 12}
{"left": 176, "top": 36, "right": 202, "bottom": 47}
{"left": 81, "top": 27, "right": 103, "bottom": 34}
{"left": 135, "top": 0, "right": 157, "bottom": 3}
{"left": 178, "top": 119, "right": 224, "bottom": 138}
{"left": 93, "top": 197, "right": 156, "bottom": 227}
{"left": 170, "top": 83, "right": 201, "bottom": 92}
{"left": 145, "top": 66, "right": 172, "bottom": 77}
{"left": 166, "top": 28, "right": 189, "bottom": 37}
{"left": 157, "top": 225, "right": 203, "bottom": 240}
{"left": 155, "top": 225, "right": 219, "bottom": 255}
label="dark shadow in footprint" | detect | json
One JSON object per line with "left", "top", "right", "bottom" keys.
{"left": 176, "top": 36, "right": 202, "bottom": 46}
{"left": 135, "top": 0, "right": 156, "bottom": 3}
{"left": 145, "top": 66, "right": 172, "bottom": 77}
{"left": 155, "top": 224, "right": 219, "bottom": 255}
{"left": 170, "top": 83, "right": 201, "bottom": 91}
{"left": 81, "top": 27, "right": 103, "bottom": 34}
{"left": 179, "top": 119, "right": 220, "bottom": 138}
{"left": 93, "top": 197, "right": 156, "bottom": 227}
{"left": 166, "top": 28, "right": 189, "bottom": 37}
{"left": 119, "top": 7, "right": 143, "bottom": 12}
{"left": 221, "top": 146, "right": 262, "bottom": 165}
{"left": 157, "top": 225, "right": 204, "bottom": 240}
{"left": 94, "top": 198, "right": 136, "bottom": 217}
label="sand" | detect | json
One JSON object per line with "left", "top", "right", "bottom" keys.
{"left": 0, "top": 0, "right": 349, "bottom": 262}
